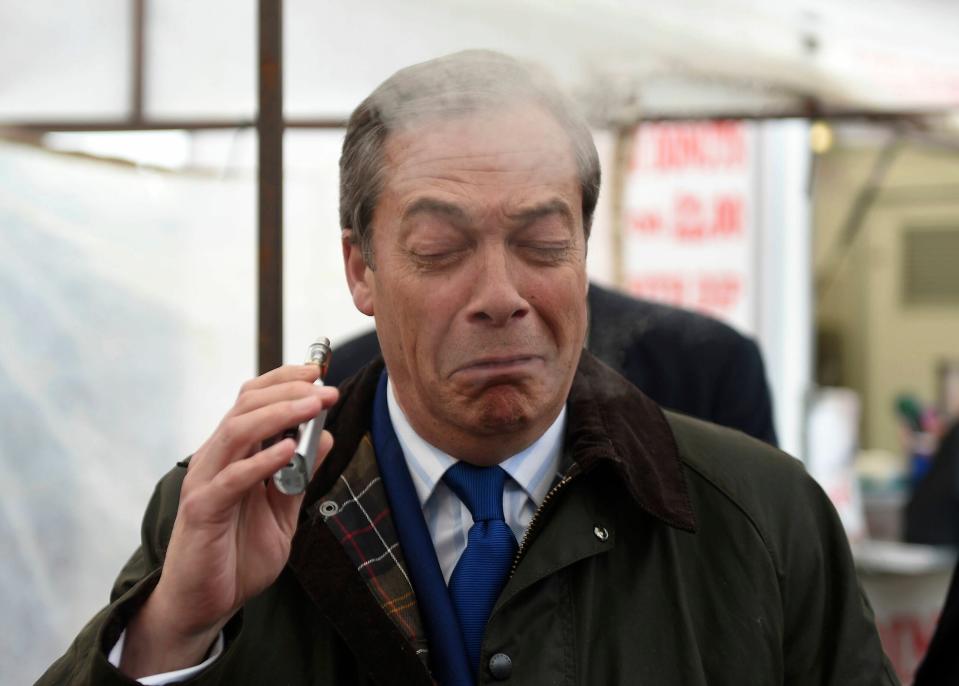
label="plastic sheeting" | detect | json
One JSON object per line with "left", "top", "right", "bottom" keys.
{"left": 0, "top": 141, "right": 251, "bottom": 682}
{"left": 0, "top": 138, "right": 368, "bottom": 682}
{"left": 0, "top": 0, "right": 131, "bottom": 119}
{"left": 5, "top": 0, "right": 959, "bottom": 124}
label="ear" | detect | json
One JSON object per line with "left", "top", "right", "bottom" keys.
{"left": 342, "top": 229, "right": 374, "bottom": 316}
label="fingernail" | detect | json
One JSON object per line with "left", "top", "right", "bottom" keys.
{"left": 292, "top": 396, "right": 319, "bottom": 412}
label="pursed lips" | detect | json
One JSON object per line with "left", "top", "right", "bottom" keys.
{"left": 452, "top": 354, "right": 542, "bottom": 375}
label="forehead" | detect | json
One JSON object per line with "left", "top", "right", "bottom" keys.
{"left": 377, "top": 104, "right": 581, "bottom": 220}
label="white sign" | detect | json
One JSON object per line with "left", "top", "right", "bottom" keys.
{"left": 622, "top": 121, "right": 757, "bottom": 334}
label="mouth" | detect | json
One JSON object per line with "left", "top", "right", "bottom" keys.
{"left": 453, "top": 355, "right": 542, "bottom": 377}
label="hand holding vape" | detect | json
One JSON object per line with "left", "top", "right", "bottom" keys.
{"left": 272, "top": 337, "right": 332, "bottom": 495}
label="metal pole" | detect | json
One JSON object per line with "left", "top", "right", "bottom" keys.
{"left": 131, "top": 0, "right": 145, "bottom": 123}
{"left": 258, "top": 0, "right": 283, "bottom": 374}
{"left": 0, "top": 117, "right": 346, "bottom": 133}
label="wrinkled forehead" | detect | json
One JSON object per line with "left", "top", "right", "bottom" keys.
{"left": 375, "top": 105, "right": 582, "bottom": 223}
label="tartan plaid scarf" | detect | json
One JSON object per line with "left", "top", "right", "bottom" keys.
{"left": 308, "top": 434, "right": 430, "bottom": 668}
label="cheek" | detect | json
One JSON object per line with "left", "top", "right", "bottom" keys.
{"left": 529, "top": 274, "right": 587, "bottom": 333}
{"left": 387, "top": 274, "right": 461, "bottom": 353}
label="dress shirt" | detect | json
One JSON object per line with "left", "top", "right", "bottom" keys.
{"left": 109, "top": 379, "right": 565, "bottom": 683}
{"left": 107, "top": 630, "right": 224, "bottom": 685}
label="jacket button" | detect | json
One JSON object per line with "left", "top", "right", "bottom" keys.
{"left": 488, "top": 652, "right": 512, "bottom": 680}
{"left": 594, "top": 525, "right": 609, "bottom": 541}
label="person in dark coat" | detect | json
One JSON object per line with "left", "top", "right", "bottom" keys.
{"left": 913, "top": 560, "right": 959, "bottom": 685}
{"left": 906, "top": 422, "right": 959, "bottom": 685}
{"left": 905, "top": 422, "right": 959, "bottom": 546}
{"left": 327, "top": 282, "right": 779, "bottom": 446}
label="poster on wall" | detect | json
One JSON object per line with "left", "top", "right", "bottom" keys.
{"left": 623, "top": 120, "right": 758, "bottom": 335}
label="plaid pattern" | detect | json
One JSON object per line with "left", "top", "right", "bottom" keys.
{"left": 308, "top": 434, "right": 429, "bottom": 666}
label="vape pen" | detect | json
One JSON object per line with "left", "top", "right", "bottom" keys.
{"left": 273, "top": 337, "right": 332, "bottom": 495}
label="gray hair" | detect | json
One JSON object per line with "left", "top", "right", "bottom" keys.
{"left": 339, "top": 49, "right": 601, "bottom": 267}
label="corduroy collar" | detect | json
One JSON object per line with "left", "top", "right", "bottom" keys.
{"left": 304, "top": 350, "right": 696, "bottom": 533}
{"left": 566, "top": 351, "right": 696, "bottom": 532}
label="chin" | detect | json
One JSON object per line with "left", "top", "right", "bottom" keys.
{"left": 472, "top": 385, "right": 536, "bottom": 433}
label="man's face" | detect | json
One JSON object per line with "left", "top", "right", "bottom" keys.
{"left": 344, "top": 103, "right": 589, "bottom": 464}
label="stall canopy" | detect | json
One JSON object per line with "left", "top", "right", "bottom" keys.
{"left": 2, "top": 0, "right": 959, "bottom": 128}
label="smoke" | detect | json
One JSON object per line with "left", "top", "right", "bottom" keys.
{"left": 339, "top": 49, "right": 601, "bottom": 243}
{"left": 365, "top": 49, "right": 571, "bottom": 130}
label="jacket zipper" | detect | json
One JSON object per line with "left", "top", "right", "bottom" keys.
{"left": 510, "top": 462, "right": 582, "bottom": 577}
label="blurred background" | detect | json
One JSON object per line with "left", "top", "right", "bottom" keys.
{"left": 1, "top": 1, "right": 958, "bottom": 683}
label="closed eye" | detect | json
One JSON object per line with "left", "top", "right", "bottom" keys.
{"left": 407, "top": 247, "right": 470, "bottom": 269}
{"left": 517, "top": 242, "right": 573, "bottom": 264}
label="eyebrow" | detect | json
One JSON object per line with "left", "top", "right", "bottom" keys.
{"left": 401, "top": 197, "right": 575, "bottom": 228}
{"left": 505, "top": 198, "right": 575, "bottom": 228}
{"left": 402, "top": 198, "right": 472, "bottom": 225}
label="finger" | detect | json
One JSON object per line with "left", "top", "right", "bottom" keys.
{"left": 202, "top": 438, "right": 298, "bottom": 514}
{"left": 229, "top": 379, "right": 335, "bottom": 419}
{"left": 237, "top": 364, "right": 320, "bottom": 397}
{"left": 312, "top": 430, "right": 334, "bottom": 478}
{"left": 267, "top": 430, "right": 334, "bottom": 531}
{"left": 192, "top": 384, "right": 337, "bottom": 477}
{"left": 189, "top": 366, "right": 324, "bottom": 478}
{"left": 191, "top": 388, "right": 339, "bottom": 482}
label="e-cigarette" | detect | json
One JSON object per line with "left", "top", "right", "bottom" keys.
{"left": 272, "top": 337, "right": 332, "bottom": 495}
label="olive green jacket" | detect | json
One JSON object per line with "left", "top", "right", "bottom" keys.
{"left": 38, "top": 353, "right": 898, "bottom": 685}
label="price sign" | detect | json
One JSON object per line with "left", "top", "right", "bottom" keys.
{"left": 623, "top": 120, "right": 757, "bottom": 333}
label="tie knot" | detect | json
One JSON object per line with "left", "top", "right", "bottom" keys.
{"left": 443, "top": 462, "right": 508, "bottom": 522}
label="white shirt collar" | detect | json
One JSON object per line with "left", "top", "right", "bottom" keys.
{"left": 386, "top": 377, "right": 565, "bottom": 509}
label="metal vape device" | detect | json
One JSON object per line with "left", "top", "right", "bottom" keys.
{"left": 273, "top": 337, "right": 332, "bottom": 495}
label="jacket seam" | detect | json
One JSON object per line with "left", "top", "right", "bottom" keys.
{"left": 680, "top": 459, "right": 784, "bottom": 585}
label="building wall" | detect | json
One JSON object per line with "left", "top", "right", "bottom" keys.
{"left": 814, "top": 135, "right": 959, "bottom": 453}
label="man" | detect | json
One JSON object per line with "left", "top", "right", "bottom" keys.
{"left": 40, "top": 50, "right": 896, "bottom": 685}
{"left": 326, "top": 284, "right": 779, "bottom": 446}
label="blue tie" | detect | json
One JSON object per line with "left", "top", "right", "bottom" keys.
{"left": 443, "top": 462, "right": 518, "bottom": 674}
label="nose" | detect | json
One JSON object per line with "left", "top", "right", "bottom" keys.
{"left": 466, "top": 246, "right": 529, "bottom": 326}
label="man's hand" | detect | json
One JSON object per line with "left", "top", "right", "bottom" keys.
{"left": 120, "top": 365, "right": 339, "bottom": 678}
